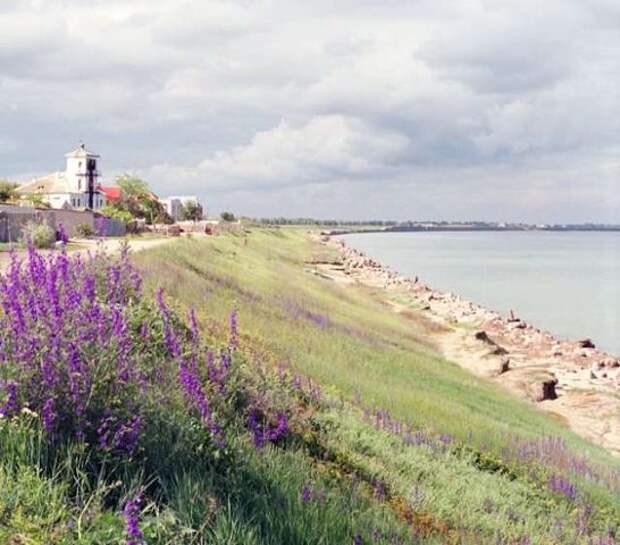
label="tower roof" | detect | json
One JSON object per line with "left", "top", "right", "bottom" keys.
{"left": 65, "top": 143, "right": 100, "bottom": 159}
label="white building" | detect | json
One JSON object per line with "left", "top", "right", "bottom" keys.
{"left": 161, "top": 195, "right": 204, "bottom": 221}
{"left": 17, "top": 144, "right": 107, "bottom": 210}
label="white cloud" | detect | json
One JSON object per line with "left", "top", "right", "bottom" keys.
{"left": 1, "top": 0, "right": 619, "bottom": 221}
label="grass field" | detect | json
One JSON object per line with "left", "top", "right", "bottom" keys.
{"left": 134, "top": 227, "right": 620, "bottom": 543}
{"left": 135, "top": 228, "right": 613, "bottom": 456}
{"left": 0, "top": 229, "right": 618, "bottom": 544}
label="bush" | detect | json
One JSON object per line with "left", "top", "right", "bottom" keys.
{"left": 75, "top": 223, "right": 95, "bottom": 238}
{"left": 221, "top": 211, "right": 236, "bottom": 222}
{"left": 100, "top": 205, "right": 134, "bottom": 225}
{"left": 22, "top": 222, "right": 55, "bottom": 249}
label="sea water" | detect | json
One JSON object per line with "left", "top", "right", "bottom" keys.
{"left": 341, "top": 231, "right": 620, "bottom": 356}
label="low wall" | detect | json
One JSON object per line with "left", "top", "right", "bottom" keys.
{"left": 95, "top": 215, "right": 126, "bottom": 237}
{"left": 0, "top": 205, "right": 37, "bottom": 243}
{"left": 38, "top": 209, "right": 95, "bottom": 237}
{"left": 0, "top": 206, "right": 126, "bottom": 242}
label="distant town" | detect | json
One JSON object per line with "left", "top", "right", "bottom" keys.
{"left": 0, "top": 143, "right": 238, "bottom": 244}
{"left": 253, "top": 218, "right": 620, "bottom": 232}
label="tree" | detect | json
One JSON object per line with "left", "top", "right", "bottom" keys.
{"left": 25, "top": 193, "right": 50, "bottom": 209}
{"left": 181, "top": 200, "right": 203, "bottom": 221}
{"left": 0, "top": 181, "right": 18, "bottom": 203}
{"left": 110, "top": 174, "right": 168, "bottom": 225}
{"left": 220, "top": 211, "right": 236, "bottom": 222}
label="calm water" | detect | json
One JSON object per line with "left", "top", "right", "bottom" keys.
{"left": 341, "top": 231, "right": 620, "bottom": 356}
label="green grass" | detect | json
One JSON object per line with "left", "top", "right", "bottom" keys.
{"left": 134, "top": 228, "right": 615, "bottom": 461}
{"left": 130, "top": 227, "right": 620, "bottom": 543}
{"left": 2, "top": 227, "right": 618, "bottom": 544}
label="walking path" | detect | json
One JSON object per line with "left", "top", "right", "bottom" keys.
{"left": 0, "top": 236, "right": 174, "bottom": 273}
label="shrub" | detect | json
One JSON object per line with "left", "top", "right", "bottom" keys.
{"left": 75, "top": 223, "right": 95, "bottom": 238}
{"left": 0, "top": 244, "right": 239, "bottom": 463}
{"left": 21, "top": 221, "right": 55, "bottom": 249}
{"left": 100, "top": 205, "right": 133, "bottom": 225}
{"left": 0, "top": 180, "right": 18, "bottom": 203}
{"left": 221, "top": 211, "right": 236, "bottom": 222}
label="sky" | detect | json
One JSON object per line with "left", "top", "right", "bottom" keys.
{"left": 1, "top": 0, "right": 619, "bottom": 222}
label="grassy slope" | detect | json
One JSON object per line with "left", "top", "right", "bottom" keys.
{"left": 135, "top": 227, "right": 612, "bottom": 458}
{"left": 132, "top": 227, "right": 620, "bottom": 543}
{"left": 2, "top": 228, "right": 617, "bottom": 544}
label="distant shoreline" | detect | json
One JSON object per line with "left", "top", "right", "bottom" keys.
{"left": 326, "top": 226, "right": 620, "bottom": 236}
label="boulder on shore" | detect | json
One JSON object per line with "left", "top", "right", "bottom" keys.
{"left": 579, "top": 338, "right": 596, "bottom": 349}
{"left": 528, "top": 374, "right": 558, "bottom": 402}
{"left": 498, "top": 359, "right": 511, "bottom": 374}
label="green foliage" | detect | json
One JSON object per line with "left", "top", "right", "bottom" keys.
{"left": 100, "top": 205, "right": 134, "bottom": 225}
{"left": 22, "top": 221, "right": 55, "bottom": 248}
{"left": 220, "top": 211, "right": 236, "bottom": 222}
{"left": 75, "top": 222, "right": 95, "bottom": 237}
{"left": 181, "top": 200, "right": 203, "bottom": 221}
{"left": 0, "top": 180, "right": 18, "bottom": 203}
{"left": 25, "top": 193, "right": 51, "bottom": 209}
{"left": 107, "top": 174, "right": 170, "bottom": 225}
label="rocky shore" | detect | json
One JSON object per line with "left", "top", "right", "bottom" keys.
{"left": 318, "top": 235, "right": 620, "bottom": 456}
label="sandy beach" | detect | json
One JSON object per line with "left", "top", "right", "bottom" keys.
{"left": 320, "top": 235, "right": 620, "bottom": 456}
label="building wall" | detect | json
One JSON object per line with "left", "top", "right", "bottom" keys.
{"left": 161, "top": 198, "right": 183, "bottom": 221}
{"left": 65, "top": 155, "right": 99, "bottom": 193}
{"left": 46, "top": 192, "right": 106, "bottom": 210}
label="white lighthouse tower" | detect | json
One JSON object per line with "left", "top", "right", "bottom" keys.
{"left": 16, "top": 143, "right": 107, "bottom": 210}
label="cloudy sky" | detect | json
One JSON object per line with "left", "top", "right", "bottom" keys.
{"left": 1, "top": 0, "right": 619, "bottom": 222}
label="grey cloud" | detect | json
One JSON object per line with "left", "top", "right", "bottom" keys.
{"left": 0, "top": 0, "right": 618, "bottom": 222}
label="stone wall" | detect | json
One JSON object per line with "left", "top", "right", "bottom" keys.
{"left": 0, "top": 205, "right": 126, "bottom": 242}
{"left": 38, "top": 209, "right": 95, "bottom": 237}
{"left": 0, "top": 205, "right": 37, "bottom": 243}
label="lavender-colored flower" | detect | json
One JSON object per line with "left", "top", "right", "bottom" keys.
{"left": 42, "top": 397, "right": 56, "bottom": 433}
{"left": 123, "top": 494, "right": 144, "bottom": 545}
{"left": 229, "top": 309, "right": 238, "bottom": 349}
{"left": 300, "top": 483, "right": 312, "bottom": 503}
{"left": 0, "top": 381, "right": 18, "bottom": 417}
{"left": 248, "top": 409, "right": 288, "bottom": 449}
{"left": 353, "top": 534, "right": 363, "bottom": 545}
{"left": 113, "top": 415, "right": 142, "bottom": 455}
{"left": 267, "top": 413, "right": 289, "bottom": 443}
{"left": 248, "top": 410, "right": 265, "bottom": 449}
{"left": 549, "top": 474, "right": 577, "bottom": 501}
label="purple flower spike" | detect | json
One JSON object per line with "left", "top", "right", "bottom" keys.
{"left": 123, "top": 494, "right": 144, "bottom": 545}
{"left": 301, "top": 483, "right": 312, "bottom": 503}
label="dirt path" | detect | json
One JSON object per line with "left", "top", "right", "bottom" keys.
{"left": 317, "top": 235, "right": 620, "bottom": 456}
{"left": 0, "top": 236, "right": 174, "bottom": 273}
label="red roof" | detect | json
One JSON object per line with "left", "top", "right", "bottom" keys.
{"left": 100, "top": 186, "right": 122, "bottom": 201}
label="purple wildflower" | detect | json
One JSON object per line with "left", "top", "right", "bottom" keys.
{"left": 549, "top": 474, "right": 577, "bottom": 501}
{"left": 123, "top": 494, "right": 144, "bottom": 545}
{"left": 0, "top": 381, "right": 18, "bottom": 417}
{"left": 248, "top": 410, "right": 288, "bottom": 449}
{"left": 301, "top": 483, "right": 312, "bottom": 503}
{"left": 229, "top": 309, "right": 238, "bottom": 349}
{"left": 42, "top": 397, "right": 56, "bottom": 433}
